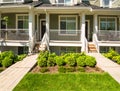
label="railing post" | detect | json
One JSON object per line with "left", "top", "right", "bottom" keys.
{"left": 80, "top": 13, "right": 85, "bottom": 52}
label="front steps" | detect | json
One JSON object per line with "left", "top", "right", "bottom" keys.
{"left": 33, "top": 42, "right": 46, "bottom": 53}
{"left": 88, "top": 42, "right": 97, "bottom": 53}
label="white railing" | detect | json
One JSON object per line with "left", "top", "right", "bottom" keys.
{"left": 50, "top": 30, "right": 81, "bottom": 41}
{"left": 85, "top": 37, "right": 88, "bottom": 53}
{"left": 0, "top": 0, "right": 24, "bottom": 3}
{"left": 0, "top": 29, "right": 29, "bottom": 40}
{"left": 41, "top": 32, "right": 49, "bottom": 50}
{"left": 97, "top": 30, "right": 120, "bottom": 41}
{"left": 93, "top": 33, "right": 99, "bottom": 52}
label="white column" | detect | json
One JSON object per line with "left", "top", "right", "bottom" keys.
{"left": 29, "top": 9, "right": 35, "bottom": 53}
{"left": 81, "top": 13, "right": 85, "bottom": 52}
{"left": 46, "top": 12, "right": 50, "bottom": 51}
{"left": 94, "top": 14, "right": 98, "bottom": 33}
{"left": 0, "top": 12, "right": 1, "bottom": 39}
{"left": 37, "top": 14, "right": 39, "bottom": 41}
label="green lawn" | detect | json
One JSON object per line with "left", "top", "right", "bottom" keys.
{"left": 13, "top": 73, "right": 120, "bottom": 91}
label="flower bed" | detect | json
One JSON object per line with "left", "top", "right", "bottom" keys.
{"left": 32, "top": 51, "right": 103, "bottom": 73}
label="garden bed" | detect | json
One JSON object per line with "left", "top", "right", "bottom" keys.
{"left": 31, "top": 65, "right": 103, "bottom": 73}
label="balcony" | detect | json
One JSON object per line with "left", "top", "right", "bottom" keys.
{"left": 97, "top": 30, "right": 120, "bottom": 41}
{"left": 50, "top": 30, "right": 81, "bottom": 41}
{"left": 0, "top": 29, "right": 29, "bottom": 41}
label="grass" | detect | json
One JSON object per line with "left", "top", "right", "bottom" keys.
{"left": 13, "top": 73, "right": 120, "bottom": 91}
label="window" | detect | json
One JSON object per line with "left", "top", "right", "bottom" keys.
{"left": 56, "top": 0, "right": 72, "bottom": 5}
{"left": 102, "top": 0, "right": 110, "bottom": 7}
{"left": 16, "top": 15, "right": 28, "bottom": 33}
{"left": 82, "top": 0, "right": 89, "bottom": 4}
{"left": 99, "top": 17, "right": 116, "bottom": 30}
{"left": 59, "top": 16, "right": 77, "bottom": 35}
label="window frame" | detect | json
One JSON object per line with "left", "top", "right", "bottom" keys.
{"left": 59, "top": 15, "right": 78, "bottom": 36}
{"left": 16, "top": 14, "right": 29, "bottom": 34}
{"left": 99, "top": 17, "right": 117, "bottom": 31}
{"left": 56, "top": 0, "right": 73, "bottom": 5}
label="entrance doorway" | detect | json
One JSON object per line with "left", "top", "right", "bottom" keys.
{"left": 85, "top": 20, "right": 91, "bottom": 41}
{"left": 40, "top": 20, "right": 46, "bottom": 40}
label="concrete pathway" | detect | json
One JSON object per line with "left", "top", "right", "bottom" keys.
{"left": 88, "top": 53, "right": 120, "bottom": 84}
{"left": 0, "top": 54, "right": 38, "bottom": 91}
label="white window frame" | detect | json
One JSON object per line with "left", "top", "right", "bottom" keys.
{"left": 56, "top": 0, "right": 73, "bottom": 5}
{"left": 59, "top": 15, "right": 78, "bottom": 36}
{"left": 16, "top": 14, "right": 29, "bottom": 34}
{"left": 99, "top": 17, "right": 117, "bottom": 31}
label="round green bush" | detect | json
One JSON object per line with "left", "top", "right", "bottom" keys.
{"left": 47, "top": 57, "right": 56, "bottom": 67}
{"left": 77, "top": 56, "right": 86, "bottom": 67}
{"left": 112, "top": 56, "right": 120, "bottom": 64}
{"left": 65, "top": 56, "right": 76, "bottom": 67}
{"left": 2, "top": 57, "right": 13, "bottom": 67}
{"left": 85, "top": 56, "right": 96, "bottom": 67}
{"left": 38, "top": 57, "right": 47, "bottom": 67}
{"left": 56, "top": 56, "right": 65, "bottom": 66}
{"left": 58, "top": 66, "right": 66, "bottom": 73}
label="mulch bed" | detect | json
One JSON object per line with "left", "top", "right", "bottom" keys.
{"left": 31, "top": 65, "right": 104, "bottom": 73}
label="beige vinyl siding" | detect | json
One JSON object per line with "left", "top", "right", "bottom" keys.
{"left": 93, "top": 0, "right": 100, "bottom": 6}
{"left": 112, "top": 0, "right": 120, "bottom": 8}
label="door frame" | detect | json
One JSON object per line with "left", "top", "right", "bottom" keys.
{"left": 40, "top": 19, "right": 46, "bottom": 40}
{"left": 85, "top": 20, "right": 90, "bottom": 41}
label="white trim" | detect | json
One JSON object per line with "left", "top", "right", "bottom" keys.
{"left": 98, "top": 16, "right": 117, "bottom": 31}
{"left": 55, "top": 0, "right": 73, "bottom": 6}
{"left": 40, "top": 19, "right": 46, "bottom": 40}
{"left": 85, "top": 20, "right": 90, "bottom": 41}
{"left": 58, "top": 15, "right": 78, "bottom": 36}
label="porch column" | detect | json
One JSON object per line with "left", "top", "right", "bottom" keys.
{"left": 0, "top": 12, "right": 1, "bottom": 39}
{"left": 29, "top": 9, "right": 35, "bottom": 53}
{"left": 46, "top": 12, "right": 50, "bottom": 50}
{"left": 81, "top": 13, "right": 85, "bottom": 52}
{"left": 94, "top": 14, "right": 98, "bottom": 33}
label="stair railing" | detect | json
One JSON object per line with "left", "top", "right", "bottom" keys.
{"left": 93, "top": 33, "right": 99, "bottom": 53}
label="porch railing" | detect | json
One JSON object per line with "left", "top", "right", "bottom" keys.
{"left": 0, "top": 29, "right": 29, "bottom": 40}
{"left": 50, "top": 30, "right": 81, "bottom": 41}
{"left": 97, "top": 30, "right": 120, "bottom": 41}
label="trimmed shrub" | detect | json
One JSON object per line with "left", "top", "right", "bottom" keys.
{"left": 14, "top": 54, "right": 27, "bottom": 63}
{"left": 112, "top": 56, "right": 120, "bottom": 64}
{"left": 2, "top": 57, "right": 13, "bottom": 67}
{"left": 76, "top": 67, "right": 85, "bottom": 72}
{"left": 56, "top": 56, "right": 66, "bottom": 66}
{"left": 66, "top": 67, "right": 75, "bottom": 72}
{"left": 65, "top": 56, "right": 76, "bottom": 67}
{"left": 38, "top": 57, "right": 47, "bottom": 67}
{"left": 40, "top": 67, "right": 49, "bottom": 73}
{"left": 77, "top": 56, "right": 86, "bottom": 67}
{"left": 58, "top": 66, "right": 66, "bottom": 73}
{"left": 85, "top": 56, "right": 96, "bottom": 67}
{"left": 47, "top": 57, "right": 56, "bottom": 67}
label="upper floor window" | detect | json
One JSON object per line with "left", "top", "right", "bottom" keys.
{"left": 82, "top": 0, "right": 89, "bottom": 4}
{"left": 56, "top": 0, "right": 72, "bottom": 5}
{"left": 0, "top": 0, "right": 23, "bottom": 3}
{"left": 103, "top": 0, "right": 110, "bottom": 7}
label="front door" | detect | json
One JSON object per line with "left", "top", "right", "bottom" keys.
{"left": 85, "top": 20, "right": 91, "bottom": 41}
{"left": 40, "top": 20, "right": 46, "bottom": 40}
